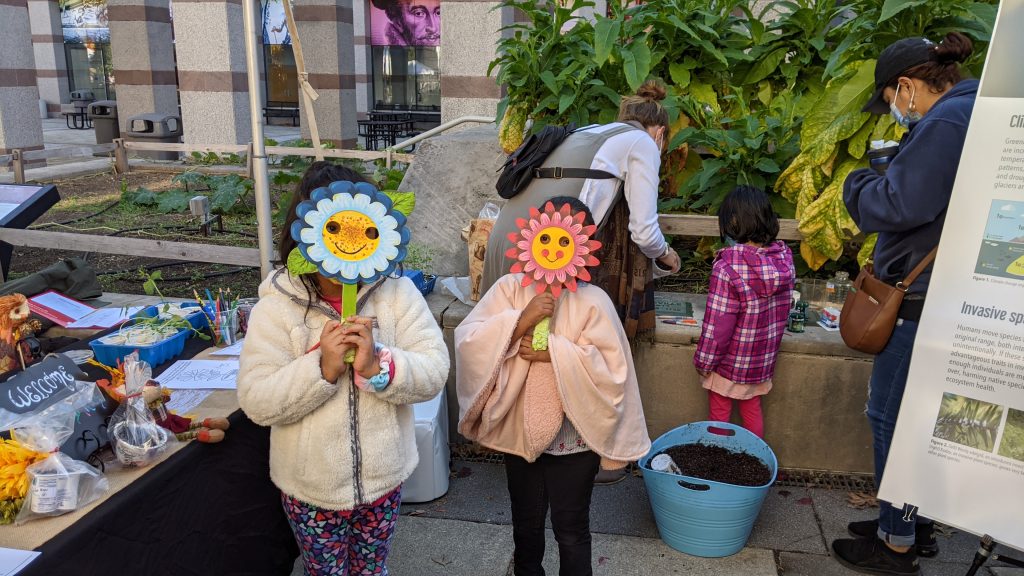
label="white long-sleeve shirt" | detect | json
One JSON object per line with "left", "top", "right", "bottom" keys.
{"left": 577, "top": 123, "right": 668, "bottom": 260}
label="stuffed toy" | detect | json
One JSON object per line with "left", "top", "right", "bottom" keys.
{"left": 90, "top": 359, "right": 230, "bottom": 443}
{"left": 0, "top": 294, "right": 41, "bottom": 374}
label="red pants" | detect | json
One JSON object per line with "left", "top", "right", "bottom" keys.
{"left": 708, "top": 391, "right": 764, "bottom": 438}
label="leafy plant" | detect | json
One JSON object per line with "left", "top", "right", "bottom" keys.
{"left": 121, "top": 173, "right": 255, "bottom": 215}
{"left": 490, "top": 0, "right": 998, "bottom": 270}
{"left": 403, "top": 243, "right": 435, "bottom": 274}
{"left": 933, "top": 393, "right": 1003, "bottom": 452}
{"left": 998, "top": 409, "right": 1024, "bottom": 463}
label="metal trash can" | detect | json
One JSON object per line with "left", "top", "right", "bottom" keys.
{"left": 124, "top": 113, "right": 183, "bottom": 160}
{"left": 89, "top": 100, "right": 120, "bottom": 144}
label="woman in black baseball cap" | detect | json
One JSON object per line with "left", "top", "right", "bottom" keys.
{"left": 834, "top": 31, "right": 978, "bottom": 576}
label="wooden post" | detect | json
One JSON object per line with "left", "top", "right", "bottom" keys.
{"left": 12, "top": 150, "right": 25, "bottom": 184}
{"left": 113, "top": 138, "right": 129, "bottom": 174}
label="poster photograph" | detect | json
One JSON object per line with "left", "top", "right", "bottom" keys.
{"left": 59, "top": 0, "right": 109, "bottom": 44}
{"left": 370, "top": 0, "right": 440, "bottom": 47}
{"left": 878, "top": 0, "right": 1024, "bottom": 552}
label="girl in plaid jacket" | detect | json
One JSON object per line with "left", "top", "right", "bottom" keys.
{"left": 694, "top": 186, "right": 795, "bottom": 438}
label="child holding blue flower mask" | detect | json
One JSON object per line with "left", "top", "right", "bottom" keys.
{"left": 237, "top": 161, "right": 449, "bottom": 575}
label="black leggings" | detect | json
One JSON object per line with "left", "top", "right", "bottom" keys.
{"left": 504, "top": 451, "right": 601, "bottom": 576}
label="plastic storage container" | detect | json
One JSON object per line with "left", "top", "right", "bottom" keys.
{"left": 402, "top": 269, "right": 436, "bottom": 296}
{"left": 640, "top": 421, "right": 778, "bottom": 558}
{"left": 90, "top": 323, "right": 190, "bottom": 368}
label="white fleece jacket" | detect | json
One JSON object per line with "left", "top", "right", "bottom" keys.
{"left": 237, "top": 270, "right": 449, "bottom": 510}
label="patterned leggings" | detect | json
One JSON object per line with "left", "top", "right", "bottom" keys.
{"left": 282, "top": 486, "right": 402, "bottom": 576}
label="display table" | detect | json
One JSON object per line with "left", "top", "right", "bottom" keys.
{"left": 0, "top": 337, "right": 297, "bottom": 575}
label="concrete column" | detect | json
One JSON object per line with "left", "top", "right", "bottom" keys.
{"left": 172, "top": 0, "right": 252, "bottom": 145}
{"left": 439, "top": 1, "right": 512, "bottom": 123}
{"left": 352, "top": 0, "right": 372, "bottom": 118}
{"left": 0, "top": 0, "right": 45, "bottom": 159}
{"left": 108, "top": 0, "right": 179, "bottom": 133}
{"left": 28, "top": 0, "right": 70, "bottom": 118}
{"left": 293, "top": 0, "right": 358, "bottom": 148}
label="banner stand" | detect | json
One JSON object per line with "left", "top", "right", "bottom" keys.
{"left": 964, "top": 535, "right": 1024, "bottom": 576}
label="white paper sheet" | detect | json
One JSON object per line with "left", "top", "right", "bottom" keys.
{"left": 210, "top": 339, "right": 245, "bottom": 356}
{"left": 66, "top": 306, "right": 145, "bottom": 329}
{"left": 29, "top": 291, "right": 95, "bottom": 321}
{"left": 157, "top": 359, "right": 239, "bottom": 390}
{"left": 164, "top": 389, "right": 213, "bottom": 415}
{"left": 0, "top": 548, "right": 40, "bottom": 576}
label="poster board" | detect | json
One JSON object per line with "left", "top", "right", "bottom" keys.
{"left": 877, "top": 0, "right": 1024, "bottom": 552}
{"left": 370, "top": 0, "right": 440, "bottom": 46}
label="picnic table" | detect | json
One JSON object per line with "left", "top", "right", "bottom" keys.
{"left": 357, "top": 118, "right": 416, "bottom": 150}
{"left": 61, "top": 103, "right": 93, "bottom": 130}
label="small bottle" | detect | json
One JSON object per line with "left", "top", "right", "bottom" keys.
{"left": 833, "top": 271, "right": 852, "bottom": 304}
{"left": 825, "top": 276, "right": 837, "bottom": 304}
{"left": 787, "top": 308, "right": 806, "bottom": 333}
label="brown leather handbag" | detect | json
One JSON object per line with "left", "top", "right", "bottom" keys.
{"left": 839, "top": 247, "right": 937, "bottom": 354}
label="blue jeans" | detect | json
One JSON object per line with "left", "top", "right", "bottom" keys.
{"left": 867, "top": 319, "right": 930, "bottom": 547}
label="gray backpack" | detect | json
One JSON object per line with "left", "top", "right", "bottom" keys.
{"left": 481, "top": 123, "right": 641, "bottom": 295}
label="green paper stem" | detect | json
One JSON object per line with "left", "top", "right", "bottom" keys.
{"left": 343, "top": 283, "right": 357, "bottom": 363}
{"left": 532, "top": 317, "right": 550, "bottom": 351}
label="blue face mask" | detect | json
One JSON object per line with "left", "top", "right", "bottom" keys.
{"left": 724, "top": 235, "right": 739, "bottom": 247}
{"left": 889, "top": 84, "right": 923, "bottom": 128}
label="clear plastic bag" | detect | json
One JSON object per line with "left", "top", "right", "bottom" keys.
{"left": 11, "top": 381, "right": 109, "bottom": 524}
{"left": 107, "top": 352, "right": 172, "bottom": 468}
{"left": 478, "top": 201, "right": 501, "bottom": 220}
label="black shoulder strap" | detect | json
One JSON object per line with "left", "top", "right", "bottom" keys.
{"left": 533, "top": 167, "right": 617, "bottom": 180}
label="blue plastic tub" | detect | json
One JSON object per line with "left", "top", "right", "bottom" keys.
{"left": 402, "top": 269, "right": 436, "bottom": 296}
{"left": 90, "top": 322, "right": 190, "bottom": 368}
{"left": 639, "top": 421, "right": 778, "bottom": 558}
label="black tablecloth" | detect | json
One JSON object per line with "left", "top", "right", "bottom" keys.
{"left": 23, "top": 336, "right": 298, "bottom": 575}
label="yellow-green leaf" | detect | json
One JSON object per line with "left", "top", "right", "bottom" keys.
{"left": 858, "top": 234, "right": 878, "bottom": 267}
{"left": 800, "top": 60, "right": 875, "bottom": 144}
{"left": 688, "top": 81, "right": 720, "bottom": 114}
{"left": 847, "top": 116, "right": 877, "bottom": 159}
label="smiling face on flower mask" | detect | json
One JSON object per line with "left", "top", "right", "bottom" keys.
{"left": 888, "top": 81, "right": 923, "bottom": 128}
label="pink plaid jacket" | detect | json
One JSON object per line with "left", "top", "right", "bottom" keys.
{"left": 694, "top": 241, "right": 795, "bottom": 384}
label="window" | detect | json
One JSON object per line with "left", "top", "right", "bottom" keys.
{"left": 264, "top": 45, "right": 298, "bottom": 103}
{"left": 371, "top": 46, "right": 440, "bottom": 110}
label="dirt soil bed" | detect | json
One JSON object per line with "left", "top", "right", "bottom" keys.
{"left": 8, "top": 170, "right": 277, "bottom": 299}
{"left": 662, "top": 443, "right": 772, "bottom": 487}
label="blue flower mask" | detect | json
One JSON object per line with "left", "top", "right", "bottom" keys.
{"left": 288, "top": 181, "right": 412, "bottom": 284}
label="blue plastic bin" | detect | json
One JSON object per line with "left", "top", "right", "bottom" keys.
{"left": 89, "top": 322, "right": 190, "bottom": 367}
{"left": 402, "top": 269, "right": 436, "bottom": 296}
{"left": 639, "top": 421, "right": 778, "bottom": 558}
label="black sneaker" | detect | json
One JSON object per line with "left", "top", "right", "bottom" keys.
{"left": 847, "top": 520, "right": 940, "bottom": 558}
{"left": 832, "top": 537, "right": 920, "bottom": 575}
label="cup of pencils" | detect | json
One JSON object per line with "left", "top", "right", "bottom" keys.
{"left": 216, "top": 309, "right": 239, "bottom": 346}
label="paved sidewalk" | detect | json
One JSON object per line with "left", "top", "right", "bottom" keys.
{"left": 290, "top": 460, "right": 1024, "bottom": 576}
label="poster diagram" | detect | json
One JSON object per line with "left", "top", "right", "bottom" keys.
{"left": 975, "top": 200, "right": 1024, "bottom": 279}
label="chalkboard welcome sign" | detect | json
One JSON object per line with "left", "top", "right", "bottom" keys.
{"left": 0, "top": 354, "right": 88, "bottom": 415}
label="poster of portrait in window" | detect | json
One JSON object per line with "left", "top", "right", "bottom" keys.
{"left": 370, "top": 0, "right": 440, "bottom": 47}
{"left": 262, "top": 0, "right": 291, "bottom": 45}
{"left": 59, "top": 0, "right": 109, "bottom": 44}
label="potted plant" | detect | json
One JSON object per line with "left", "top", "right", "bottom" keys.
{"left": 402, "top": 243, "right": 437, "bottom": 296}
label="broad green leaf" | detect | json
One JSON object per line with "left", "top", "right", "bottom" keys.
{"left": 879, "top": 0, "right": 930, "bottom": 23}
{"left": 172, "top": 171, "right": 206, "bottom": 188}
{"left": 669, "top": 63, "right": 691, "bottom": 89}
{"left": 124, "top": 186, "right": 158, "bottom": 206}
{"left": 558, "top": 91, "right": 576, "bottom": 114}
{"left": 754, "top": 158, "right": 781, "bottom": 173}
{"left": 287, "top": 247, "right": 319, "bottom": 276}
{"left": 622, "top": 40, "right": 652, "bottom": 92}
{"left": 156, "top": 190, "right": 193, "bottom": 213}
{"left": 688, "top": 81, "right": 720, "bottom": 114}
{"left": 858, "top": 234, "right": 878, "bottom": 267}
{"left": 757, "top": 81, "right": 772, "bottom": 107}
{"left": 539, "top": 70, "right": 558, "bottom": 96}
{"left": 798, "top": 158, "right": 862, "bottom": 265}
{"left": 743, "top": 47, "right": 788, "bottom": 85}
{"left": 384, "top": 191, "right": 415, "bottom": 217}
{"left": 593, "top": 18, "right": 620, "bottom": 66}
{"left": 801, "top": 61, "right": 874, "bottom": 147}
{"left": 847, "top": 116, "right": 877, "bottom": 159}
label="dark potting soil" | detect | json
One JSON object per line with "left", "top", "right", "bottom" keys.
{"left": 661, "top": 443, "right": 772, "bottom": 487}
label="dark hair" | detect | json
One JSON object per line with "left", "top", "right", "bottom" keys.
{"left": 718, "top": 186, "right": 779, "bottom": 245}
{"left": 618, "top": 80, "right": 669, "bottom": 130}
{"left": 546, "top": 196, "right": 595, "bottom": 227}
{"left": 889, "top": 32, "right": 973, "bottom": 93}
{"left": 277, "top": 161, "right": 371, "bottom": 310}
